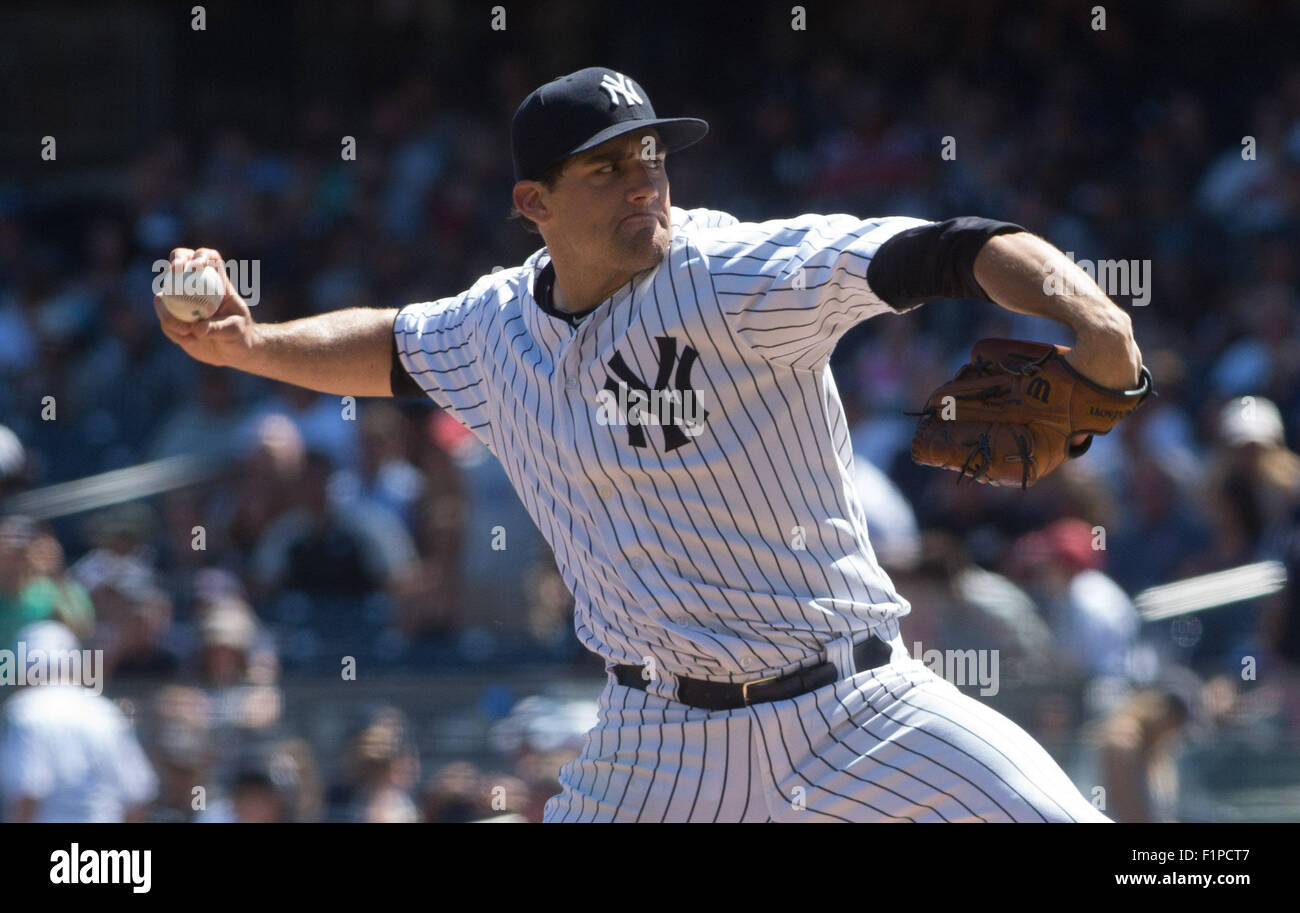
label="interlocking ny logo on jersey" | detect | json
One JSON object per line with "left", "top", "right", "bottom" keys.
{"left": 600, "top": 72, "right": 644, "bottom": 107}
{"left": 596, "top": 336, "right": 709, "bottom": 450}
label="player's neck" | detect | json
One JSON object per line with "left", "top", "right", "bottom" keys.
{"left": 550, "top": 265, "right": 634, "bottom": 315}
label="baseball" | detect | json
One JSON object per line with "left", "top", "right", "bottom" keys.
{"left": 159, "top": 264, "right": 226, "bottom": 323}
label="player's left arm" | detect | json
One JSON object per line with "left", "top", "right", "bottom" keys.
{"left": 866, "top": 219, "right": 1141, "bottom": 390}
{"left": 970, "top": 231, "right": 1141, "bottom": 391}
{"left": 671, "top": 205, "right": 740, "bottom": 232}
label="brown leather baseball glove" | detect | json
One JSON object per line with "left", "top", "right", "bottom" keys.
{"left": 909, "top": 338, "right": 1154, "bottom": 489}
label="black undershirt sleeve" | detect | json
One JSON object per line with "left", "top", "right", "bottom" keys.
{"left": 390, "top": 314, "right": 423, "bottom": 398}
{"left": 865, "top": 216, "right": 1027, "bottom": 312}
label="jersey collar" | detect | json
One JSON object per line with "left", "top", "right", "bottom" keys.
{"left": 533, "top": 261, "right": 601, "bottom": 328}
{"left": 521, "top": 247, "right": 644, "bottom": 361}
{"left": 520, "top": 249, "right": 580, "bottom": 359}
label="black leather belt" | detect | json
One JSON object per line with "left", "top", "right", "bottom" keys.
{"left": 613, "top": 635, "right": 894, "bottom": 710}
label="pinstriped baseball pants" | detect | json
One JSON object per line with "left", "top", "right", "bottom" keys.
{"left": 543, "top": 636, "right": 1110, "bottom": 822}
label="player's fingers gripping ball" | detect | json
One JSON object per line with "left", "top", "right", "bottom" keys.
{"left": 909, "top": 338, "right": 1154, "bottom": 488}
{"left": 159, "top": 263, "right": 226, "bottom": 323}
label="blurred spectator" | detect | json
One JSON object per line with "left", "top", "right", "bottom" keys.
{"left": 331, "top": 706, "right": 420, "bottom": 823}
{"left": 1206, "top": 396, "right": 1300, "bottom": 561}
{"left": 1006, "top": 518, "right": 1139, "bottom": 682}
{"left": 0, "top": 284, "right": 40, "bottom": 381}
{"left": 333, "top": 401, "right": 424, "bottom": 530}
{"left": 224, "top": 739, "right": 322, "bottom": 824}
{"left": 390, "top": 410, "right": 466, "bottom": 638}
{"left": 441, "top": 414, "right": 553, "bottom": 648}
{"left": 210, "top": 412, "right": 306, "bottom": 571}
{"left": 67, "top": 296, "right": 193, "bottom": 472}
{"left": 511, "top": 747, "right": 579, "bottom": 823}
{"left": 193, "top": 567, "right": 249, "bottom": 605}
{"left": 88, "top": 569, "right": 179, "bottom": 680}
{"left": 1179, "top": 397, "right": 1300, "bottom": 673}
{"left": 847, "top": 320, "right": 941, "bottom": 474}
{"left": 69, "top": 502, "right": 162, "bottom": 591}
{"left": 1119, "top": 349, "right": 1200, "bottom": 481}
{"left": 1092, "top": 687, "right": 1191, "bottom": 822}
{"left": 192, "top": 589, "right": 279, "bottom": 684}
{"left": 251, "top": 450, "right": 417, "bottom": 598}
{"left": 0, "top": 621, "right": 157, "bottom": 822}
{"left": 22, "top": 526, "right": 94, "bottom": 641}
{"left": 421, "top": 761, "right": 491, "bottom": 823}
{"left": 892, "top": 532, "right": 1055, "bottom": 686}
{"left": 199, "top": 598, "right": 254, "bottom": 682}
{"left": 521, "top": 559, "right": 578, "bottom": 655}
{"left": 488, "top": 694, "right": 594, "bottom": 814}
{"left": 1, "top": 516, "right": 94, "bottom": 651}
{"left": 146, "top": 685, "right": 218, "bottom": 823}
{"left": 198, "top": 597, "right": 279, "bottom": 693}
{"left": 1196, "top": 97, "right": 1294, "bottom": 234}
{"left": 241, "top": 385, "right": 359, "bottom": 471}
{"left": 227, "top": 752, "right": 290, "bottom": 823}
{"left": 195, "top": 597, "right": 283, "bottom": 786}
{"left": 148, "top": 366, "right": 249, "bottom": 462}
{"left": 1108, "top": 454, "right": 1211, "bottom": 595}
{"left": 273, "top": 737, "right": 325, "bottom": 823}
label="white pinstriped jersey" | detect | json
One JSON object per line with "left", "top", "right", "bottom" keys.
{"left": 394, "top": 206, "right": 932, "bottom": 693}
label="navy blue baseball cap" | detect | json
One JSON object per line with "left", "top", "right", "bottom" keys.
{"left": 511, "top": 67, "right": 709, "bottom": 182}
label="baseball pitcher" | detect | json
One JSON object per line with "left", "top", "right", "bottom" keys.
{"left": 155, "top": 68, "right": 1151, "bottom": 822}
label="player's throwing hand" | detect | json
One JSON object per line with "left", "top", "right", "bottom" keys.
{"left": 153, "top": 247, "right": 256, "bottom": 367}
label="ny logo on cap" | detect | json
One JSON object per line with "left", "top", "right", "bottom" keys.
{"left": 600, "top": 72, "right": 644, "bottom": 107}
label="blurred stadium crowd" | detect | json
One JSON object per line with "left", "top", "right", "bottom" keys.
{"left": 2, "top": 1, "right": 1300, "bottom": 821}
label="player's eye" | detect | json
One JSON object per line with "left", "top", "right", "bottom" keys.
{"left": 597, "top": 163, "right": 615, "bottom": 174}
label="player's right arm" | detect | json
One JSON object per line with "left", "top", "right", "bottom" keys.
{"left": 154, "top": 247, "right": 398, "bottom": 398}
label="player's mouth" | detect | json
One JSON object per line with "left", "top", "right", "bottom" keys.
{"left": 619, "top": 212, "right": 661, "bottom": 227}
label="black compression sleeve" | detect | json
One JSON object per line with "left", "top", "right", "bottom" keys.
{"left": 390, "top": 317, "right": 423, "bottom": 398}
{"left": 865, "top": 217, "right": 1027, "bottom": 312}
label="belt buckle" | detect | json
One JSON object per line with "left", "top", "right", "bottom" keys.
{"left": 740, "top": 673, "right": 782, "bottom": 705}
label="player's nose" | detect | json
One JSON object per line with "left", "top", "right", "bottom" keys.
{"left": 625, "top": 167, "right": 662, "bottom": 204}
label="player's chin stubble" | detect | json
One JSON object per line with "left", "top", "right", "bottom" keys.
{"left": 612, "top": 221, "right": 669, "bottom": 272}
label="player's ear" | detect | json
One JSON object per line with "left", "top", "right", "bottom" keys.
{"left": 512, "top": 182, "right": 551, "bottom": 226}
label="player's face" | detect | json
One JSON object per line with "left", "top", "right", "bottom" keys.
{"left": 543, "top": 128, "right": 671, "bottom": 274}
